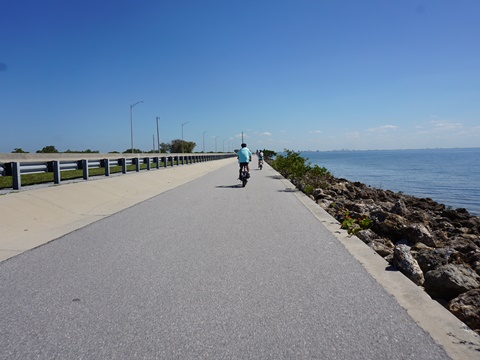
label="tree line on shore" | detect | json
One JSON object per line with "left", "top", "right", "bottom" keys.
{"left": 10, "top": 139, "right": 203, "bottom": 154}
{"left": 11, "top": 144, "right": 278, "bottom": 156}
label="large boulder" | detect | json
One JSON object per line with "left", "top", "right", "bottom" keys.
{"left": 369, "top": 240, "right": 394, "bottom": 258}
{"left": 391, "top": 200, "right": 408, "bottom": 216}
{"left": 356, "top": 229, "right": 377, "bottom": 244}
{"left": 403, "top": 223, "right": 437, "bottom": 247}
{"left": 424, "top": 264, "right": 480, "bottom": 300}
{"left": 393, "top": 244, "right": 424, "bottom": 286}
{"left": 446, "top": 236, "right": 480, "bottom": 254}
{"left": 372, "top": 213, "right": 409, "bottom": 242}
{"left": 449, "top": 289, "right": 480, "bottom": 335}
{"left": 413, "top": 247, "right": 456, "bottom": 274}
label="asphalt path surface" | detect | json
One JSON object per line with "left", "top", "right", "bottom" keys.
{"left": 0, "top": 161, "right": 451, "bottom": 359}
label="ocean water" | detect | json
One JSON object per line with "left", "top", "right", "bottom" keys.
{"left": 298, "top": 148, "right": 480, "bottom": 216}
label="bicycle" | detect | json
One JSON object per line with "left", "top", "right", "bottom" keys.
{"left": 258, "top": 158, "right": 263, "bottom": 170}
{"left": 239, "top": 163, "right": 249, "bottom": 187}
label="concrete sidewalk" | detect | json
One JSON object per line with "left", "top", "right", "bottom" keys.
{"left": 0, "top": 158, "right": 236, "bottom": 262}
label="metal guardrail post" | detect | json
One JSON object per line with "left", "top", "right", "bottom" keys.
{"left": 53, "top": 161, "right": 61, "bottom": 184}
{"left": 146, "top": 157, "right": 151, "bottom": 170}
{"left": 162, "top": 156, "right": 167, "bottom": 168}
{"left": 82, "top": 160, "right": 89, "bottom": 180}
{"left": 155, "top": 157, "right": 160, "bottom": 169}
{"left": 104, "top": 159, "right": 110, "bottom": 176}
{"left": 121, "top": 158, "right": 127, "bottom": 174}
{"left": 12, "top": 162, "right": 21, "bottom": 190}
{"left": 135, "top": 158, "right": 140, "bottom": 172}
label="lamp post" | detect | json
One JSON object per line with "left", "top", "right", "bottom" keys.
{"left": 181, "top": 121, "right": 190, "bottom": 153}
{"left": 203, "top": 130, "right": 208, "bottom": 153}
{"left": 130, "top": 100, "right": 143, "bottom": 153}
{"left": 156, "top": 116, "right": 160, "bottom": 153}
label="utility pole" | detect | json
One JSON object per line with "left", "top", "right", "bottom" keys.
{"left": 203, "top": 130, "right": 208, "bottom": 153}
{"left": 156, "top": 116, "right": 160, "bottom": 153}
{"left": 130, "top": 100, "right": 143, "bottom": 153}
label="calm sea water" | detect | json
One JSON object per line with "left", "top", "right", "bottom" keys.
{"left": 298, "top": 148, "right": 480, "bottom": 216}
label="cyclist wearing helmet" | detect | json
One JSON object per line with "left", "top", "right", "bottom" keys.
{"left": 237, "top": 143, "right": 252, "bottom": 179}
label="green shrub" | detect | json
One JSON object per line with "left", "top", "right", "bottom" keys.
{"left": 304, "top": 185, "right": 313, "bottom": 195}
{"left": 271, "top": 149, "right": 310, "bottom": 181}
{"left": 340, "top": 211, "right": 373, "bottom": 235}
{"left": 270, "top": 149, "right": 333, "bottom": 197}
{"left": 304, "top": 164, "right": 332, "bottom": 189}
{"left": 262, "top": 149, "right": 276, "bottom": 160}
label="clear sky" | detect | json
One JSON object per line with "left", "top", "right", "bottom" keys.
{"left": 1, "top": 0, "right": 479, "bottom": 153}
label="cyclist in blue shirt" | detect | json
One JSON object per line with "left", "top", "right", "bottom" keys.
{"left": 237, "top": 143, "right": 252, "bottom": 179}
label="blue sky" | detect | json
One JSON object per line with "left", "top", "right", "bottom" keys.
{"left": 1, "top": 0, "right": 479, "bottom": 153}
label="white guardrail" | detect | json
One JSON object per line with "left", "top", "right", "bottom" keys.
{"left": 0, "top": 153, "right": 236, "bottom": 191}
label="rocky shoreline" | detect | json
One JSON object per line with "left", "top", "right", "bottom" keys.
{"left": 298, "top": 177, "right": 480, "bottom": 335}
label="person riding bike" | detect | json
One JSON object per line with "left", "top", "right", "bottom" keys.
{"left": 258, "top": 150, "right": 264, "bottom": 169}
{"left": 237, "top": 143, "right": 252, "bottom": 179}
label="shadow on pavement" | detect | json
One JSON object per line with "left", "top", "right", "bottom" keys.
{"left": 277, "top": 188, "right": 298, "bottom": 192}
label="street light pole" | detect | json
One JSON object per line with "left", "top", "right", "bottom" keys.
{"left": 203, "top": 130, "right": 208, "bottom": 153}
{"left": 181, "top": 121, "right": 190, "bottom": 153}
{"left": 156, "top": 116, "right": 160, "bottom": 153}
{"left": 130, "top": 100, "right": 143, "bottom": 153}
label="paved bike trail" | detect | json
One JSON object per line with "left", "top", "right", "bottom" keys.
{"left": 0, "top": 161, "right": 454, "bottom": 359}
